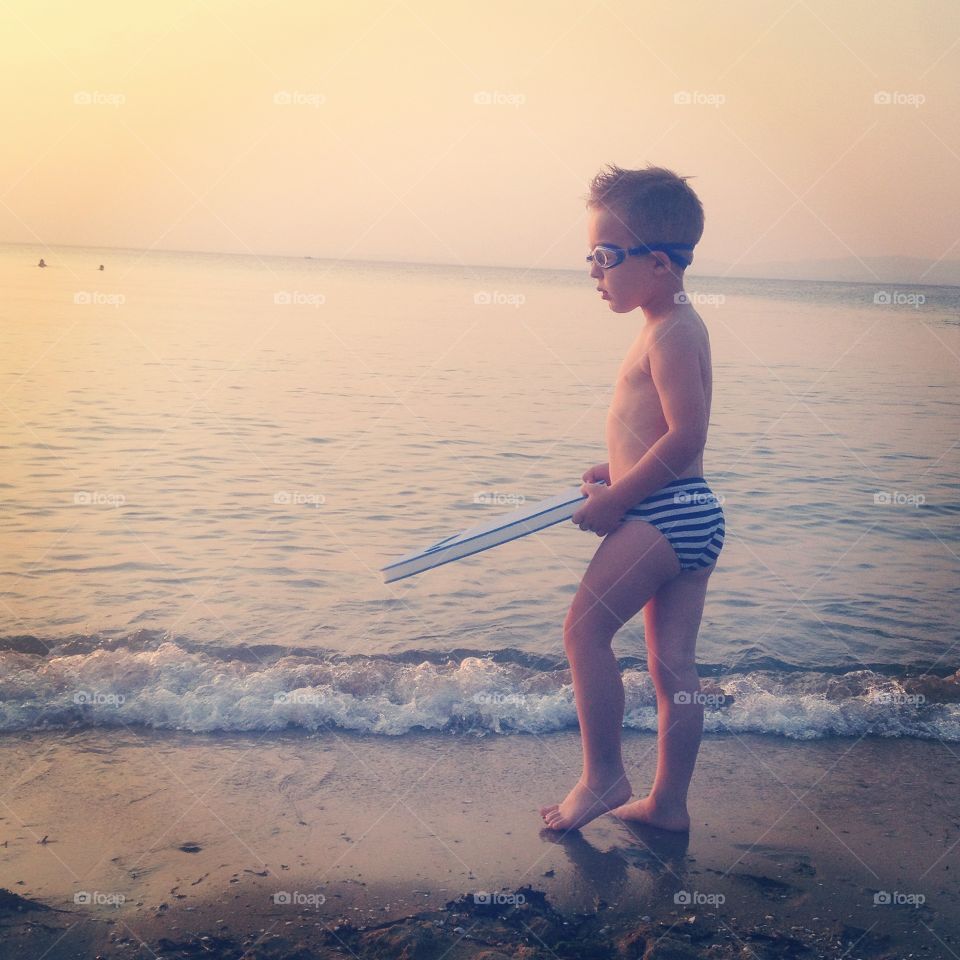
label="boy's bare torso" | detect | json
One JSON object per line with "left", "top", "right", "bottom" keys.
{"left": 605, "top": 308, "right": 712, "bottom": 491}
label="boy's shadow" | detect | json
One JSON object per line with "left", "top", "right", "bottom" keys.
{"left": 538, "top": 817, "right": 690, "bottom": 904}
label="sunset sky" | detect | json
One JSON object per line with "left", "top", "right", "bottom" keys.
{"left": 0, "top": 0, "right": 957, "bottom": 272}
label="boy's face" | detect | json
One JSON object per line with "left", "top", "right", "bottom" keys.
{"left": 587, "top": 204, "right": 676, "bottom": 314}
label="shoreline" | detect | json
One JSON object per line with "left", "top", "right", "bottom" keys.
{"left": 1, "top": 728, "right": 956, "bottom": 957}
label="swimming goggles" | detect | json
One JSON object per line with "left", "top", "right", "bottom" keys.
{"left": 586, "top": 242, "right": 694, "bottom": 269}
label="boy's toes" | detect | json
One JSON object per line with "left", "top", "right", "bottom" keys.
{"left": 545, "top": 812, "right": 569, "bottom": 831}
{"left": 539, "top": 804, "right": 559, "bottom": 820}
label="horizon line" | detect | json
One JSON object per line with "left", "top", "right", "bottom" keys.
{"left": 3, "top": 239, "right": 957, "bottom": 287}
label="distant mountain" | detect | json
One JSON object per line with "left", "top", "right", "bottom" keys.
{"left": 692, "top": 256, "right": 960, "bottom": 287}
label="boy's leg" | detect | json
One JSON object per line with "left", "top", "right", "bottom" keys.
{"left": 612, "top": 562, "right": 715, "bottom": 831}
{"left": 539, "top": 519, "right": 680, "bottom": 831}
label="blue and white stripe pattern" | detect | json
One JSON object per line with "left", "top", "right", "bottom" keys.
{"left": 623, "top": 476, "right": 725, "bottom": 570}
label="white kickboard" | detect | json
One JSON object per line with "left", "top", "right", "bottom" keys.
{"left": 381, "top": 482, "right": 604, "bottom": 583}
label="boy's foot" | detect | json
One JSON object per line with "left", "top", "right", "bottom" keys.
{"left": 539, "top": 774, "right": 631, "bottom": 832}
{"left": 610, "top": 795, "right": 691, "bottom": 832}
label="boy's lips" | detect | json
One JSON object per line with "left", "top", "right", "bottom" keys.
{"left": 597, "top": 289, "right": 610, "bottom": 299}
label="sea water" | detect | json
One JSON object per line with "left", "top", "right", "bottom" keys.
{"left": 2, "top": 243, "right": 958, "bottom": 738}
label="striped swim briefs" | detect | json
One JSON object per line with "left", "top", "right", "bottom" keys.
{"left": 623, "top": 476, "right": 725, "bottom": 571}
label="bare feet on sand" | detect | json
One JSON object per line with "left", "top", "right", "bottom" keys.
{"left": 610, "top": 795, "right": 691, "bottom": 832}
{"left": 539, "top": 772, "right": 632, "bottom": 831}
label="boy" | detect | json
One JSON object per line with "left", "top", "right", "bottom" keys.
{"left": 539, "top": 164, "right": 724, "bottom": 833}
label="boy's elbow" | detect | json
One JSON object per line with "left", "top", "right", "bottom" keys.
{"left": 670, "top": 426, "right": 708, "bottom": 459}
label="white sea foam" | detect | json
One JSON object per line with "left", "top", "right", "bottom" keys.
{"left": 1, "top": 641, "right": 958, "bottom": 740}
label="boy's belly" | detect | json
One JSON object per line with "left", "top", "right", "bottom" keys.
{"left": 605, "top": 354, "right": 709, "bottom": 488}
{"left": 606, "top": 414, "right": 703, "bottom": 488}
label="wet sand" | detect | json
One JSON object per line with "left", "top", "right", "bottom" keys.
{"left": 1, "top": 728, "right": 957, "bottom": 958}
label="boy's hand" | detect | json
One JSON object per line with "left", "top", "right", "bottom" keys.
{"left": 581, "top": 462, "right": 611, "bottom": 484}
{"left": 571, "top": 482, "right": 625, "bottom": 537}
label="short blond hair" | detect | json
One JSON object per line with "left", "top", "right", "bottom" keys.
{"left": 586, "top": 163, "right": 705, "bottom": 263}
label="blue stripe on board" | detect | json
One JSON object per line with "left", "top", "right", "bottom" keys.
{"left": 383, "top": 494, "right": 586, "bottom": 574}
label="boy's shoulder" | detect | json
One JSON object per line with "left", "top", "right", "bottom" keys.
{"left": 645, "top": 305, "right": 706, "bottom": 349}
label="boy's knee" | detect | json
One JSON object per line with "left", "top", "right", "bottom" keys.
{"left": 649, "top": 660, "right": 699, "bottom": 694}
{"left": 563, "top": 609, "right": 616, "bottom": 654}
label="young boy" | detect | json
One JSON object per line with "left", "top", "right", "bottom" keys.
{"left": 539, "top": 164, "right": 724, "bottom": 833}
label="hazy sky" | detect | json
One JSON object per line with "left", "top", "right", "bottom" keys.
{"left": 1, "top": 0, "right": 957, "bottom": 271}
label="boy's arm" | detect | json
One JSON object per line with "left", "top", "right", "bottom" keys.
{"left": 608, "top": 322, "right": 708, "bottom": 511}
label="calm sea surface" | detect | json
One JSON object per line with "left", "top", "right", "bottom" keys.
{"left": 2, "top": 244, "right": 958, "bottom": 737}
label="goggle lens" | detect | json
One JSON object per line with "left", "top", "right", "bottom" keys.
{"left": 588, "top": 246, "right": 621, "bottom": 268}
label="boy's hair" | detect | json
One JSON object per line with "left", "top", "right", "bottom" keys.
{"left": 586, "top": 164, "right": 705, "bottom": 264}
